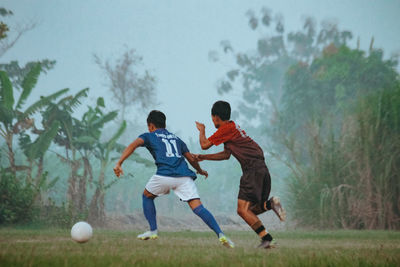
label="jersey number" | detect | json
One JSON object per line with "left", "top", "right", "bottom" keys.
{"left": 161, "top": 138, "right": 181, "bottom": 158}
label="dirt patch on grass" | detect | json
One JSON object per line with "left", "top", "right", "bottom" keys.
{"left": 104, "top": 212, "right": 287, "bottom": 231}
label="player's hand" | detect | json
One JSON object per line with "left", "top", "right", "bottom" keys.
{"left": 197, "top": 169, "right": 208, "bottom": 178}
{"left": 195, "top": 121, "right": 205, "bottom": 132}
{"left": 113, "top": 163, "right": 124, "bottom": 178}
{"left": 191, "top": 154, "right": 204, "bottom": 162}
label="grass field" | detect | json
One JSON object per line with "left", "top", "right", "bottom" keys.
{"left": 1, "top": 228, "right": 399, "bottom": 266}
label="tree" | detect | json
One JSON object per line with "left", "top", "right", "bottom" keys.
{"left": 0, "top": 8, "right": 13, "bottom": 40}
{"left": 0, "top": 64, "right": 68, "bottom": 175}
{"left": 69, "top": 97, "right": 152, "bottom": 225}
{"left": 94, "top": 48, "right": 157, "bottom": 121}
{"left": 86, "top": 106, "right": 127, "bottom": 225}
{"left": 0, "top": 7, "right": 36, "bottom": 58}
{"left": 0, "top": 8, "right": 56, "bottom": 89}
{"left": 282, "top": 46, "right": 400, "bottom": 229}
{"left": 212, "top": 8, "right": 352, "bottom": 129}
{"left": 280, "top": 45, "right": 399, "bottom": 134}
{"left": 0, "top": 65, "right": 69, "bottom": 225}
{"left": 40, "top": 88, "right": 91, "bottom": 218}
{"left": 41, "top": 91, "right": 149, "bottom": 223}
{"left": 65, "top": 96, "right": 121, "bottom": 221}
{"left": 0, "top": 60, "right": 56, "bottom": 89}
{"left": 213, "top": 7, "right": 400, "bottom": 229}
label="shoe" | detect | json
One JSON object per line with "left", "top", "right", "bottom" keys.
{"left": 257, "top": 238, "right": 277, "bottom": 249}
{"left": 270, "top": 196, "right": 286, "bottom": 222}
{"left": 137, "top": 230, "right": 158, "bottom": 240}
{"left": 219, "top": 233, "right": 235, "bottom": 248}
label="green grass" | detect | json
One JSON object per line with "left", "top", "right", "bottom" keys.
{"left": 0, "top": 229, "right": 399, "bottom": 266}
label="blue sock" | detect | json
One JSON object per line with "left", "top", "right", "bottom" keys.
{"left": 142, "top": 194, "right": 157, "bottom": 231}
{"left": 193, "top": 204, "right": 223, "bottom": 236}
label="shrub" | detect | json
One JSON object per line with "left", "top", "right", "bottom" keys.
{"left": 0, "top": 169, "right": 36, "bottom": 224}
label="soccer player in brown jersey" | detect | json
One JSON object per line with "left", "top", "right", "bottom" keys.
{"left": 194, "top": 100, "right": 286, "bottom": 249}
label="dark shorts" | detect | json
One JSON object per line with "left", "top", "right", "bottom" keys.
{"left": 238, "top": 160, "right": 271, "bottom": 206}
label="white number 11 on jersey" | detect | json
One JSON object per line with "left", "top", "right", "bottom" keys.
{"left": 161, "top": 138, "right": 181, "bottom": 158}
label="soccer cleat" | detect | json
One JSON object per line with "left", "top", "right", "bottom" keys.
{"left": 270, "top": 196, "right": 286, "bottom": 222}
{"left": 219, "top": 233, "right": 235, "bottom": 248}
{"left": 137, "top": 230, "right": 158, "bottom": 240}
{"left": 257, "top": 238, "right": 277, "bottom": 249}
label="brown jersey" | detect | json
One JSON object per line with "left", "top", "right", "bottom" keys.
{"left": 208, "top": 121, "right": 265, "bottom": 170}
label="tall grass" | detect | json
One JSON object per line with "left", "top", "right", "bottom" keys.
{"left": 287, "top": 85, "right": 400, "bottom": 229}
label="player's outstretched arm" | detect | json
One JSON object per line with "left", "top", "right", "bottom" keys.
{"left": 195, "top": 149, "right": 231, "bottom": 161}
{"left": 195, "top": 121, "right": 213, "bottom": 150}
{"left": 113, "top": 138, "right": 144, "bottom": 177}
{"left": 184, "top": 152, "right": 208, "bottom": 178}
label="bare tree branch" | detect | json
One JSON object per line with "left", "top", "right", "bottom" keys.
{"left": 0, "top": 20, "right": 36, "bottom": 58}
{"left": 93, "top": 48, "right": 156, "bottom": 120}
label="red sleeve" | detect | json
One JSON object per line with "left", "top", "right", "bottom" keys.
{"left": 208, "top": 125, "right": 233, "bottom": 146}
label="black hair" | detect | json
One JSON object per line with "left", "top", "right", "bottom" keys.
{"left": 211, "top": 101, "right": 231, "bottom": 121}
{"left": 147, "top": 110, "right": 166, "bottom": 128}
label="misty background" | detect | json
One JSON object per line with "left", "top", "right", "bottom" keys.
{"left": 1, "top": 1, "right": 399, "bottom": 230}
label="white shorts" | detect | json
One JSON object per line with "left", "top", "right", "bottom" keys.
{"left": 145, "top": 175, "right": 200, "bottom": 202}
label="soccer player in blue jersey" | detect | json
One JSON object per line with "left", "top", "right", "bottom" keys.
{"left": 114, "top": 110, "right": 234, "bottom": 248}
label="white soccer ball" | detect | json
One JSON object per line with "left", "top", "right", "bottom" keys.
{"left": 71, "top": 221, "right": 93, "bottom": 243}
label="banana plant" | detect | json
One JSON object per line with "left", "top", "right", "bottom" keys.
{"left": 71, "top": 96, "right": 127, "bottom": 224}
{"left": 68, "top": 96, "right": 151, "bottom": 225}
{"left": 87, "top": 120, "right": 153, "bottom": 225}
{"left": 0, "top": 63, "right": 68, "bottom": 175}
{"left": 39, "top": 88, "right": 90, "bottom": 218}
{"left": 41, "top": 94, "right": 123, "bottom": 219}
{"left": 87, "top": 116, "right": 126, "bottom": 225}
{"left": 39, "top": 92, "right": 151, "bottom": 223}
{"left": 18, "top": 119, "right": 60, "bottom": 188}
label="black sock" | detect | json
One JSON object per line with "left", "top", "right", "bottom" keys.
{"left": 265, "top": 200, "right": 272, "bottom": 210}
{"left": 262, "top": 233, "right": 273, "bottom": 242}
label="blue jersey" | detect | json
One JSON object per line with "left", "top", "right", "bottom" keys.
{"left": 138, "top": 129, "right": 197, "bottom": 179}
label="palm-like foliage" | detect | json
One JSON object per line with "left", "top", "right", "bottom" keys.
{"left": 20, "top": 121, "right": 61, "bottom": 161}
{"left": 1, "top": 64, "right": 150, "bottom": 225}
{"left": 0, "top": 70, "right": 14, "bottom": 125}
{"left": 0, "top": 63, "right": 68, "bottom": 174}
{"left": 70, "top": 97, "right": 126, "bottom": 224}
{"left": 42, "top": 94, "right": 139, "bottom": 224}
{"left": 36, "top": 88, "right": 91, "bottom": 218}
{"left": 0, "top": 64, "right": 68, "bottom": 127}
{"left": 15, "top": 63, "right": 41, "bottom": 110}
{"left": 88, "top": 117, "right": 126, "bottom": 225}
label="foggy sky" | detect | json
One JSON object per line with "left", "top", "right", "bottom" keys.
{"left": 2, "top": 0, "right": 399, "bottom": 140}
